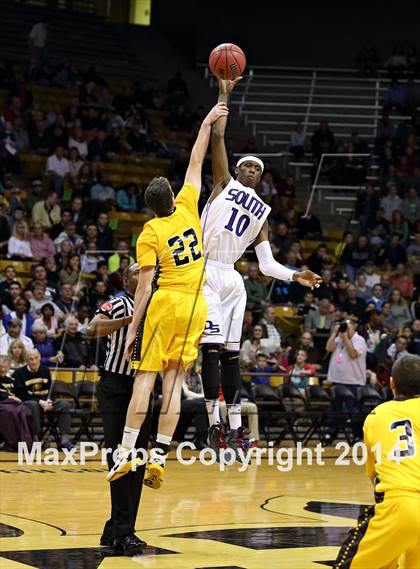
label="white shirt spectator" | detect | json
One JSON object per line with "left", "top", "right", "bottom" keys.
{"left": 68, "top": 138, "right": 88, "bottom": 159}
{"left": 327, "top": 332, "right": 367, "bottom": 386}
{"left": 0, "top": 333, "right": 33, "bottom": 355}
{"left": 46, "top": 154, "right": 70, "bottom": 177}
{"left": 380, "top": 194, "right": 402, "bottom": 222}
{"left": 29, "top": 22, "right": 47, "bottom": 48}
{"left": 290, "top": 130, "right": 306, "bottom": 147}
{"left": 240, "top": 338, "right": 278, "bottom": 367}
{"left": 387, "top": 343, "right": 409, "bottom": 361}
{"left": 7, "top": 237, "right": 32, "bottom": 258}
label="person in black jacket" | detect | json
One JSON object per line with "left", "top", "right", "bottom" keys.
{"left": 60, "top": 317, "right": 94, "bottom": 369}
{"left": 12, "top": 349, "right": 73, "bottom": 449}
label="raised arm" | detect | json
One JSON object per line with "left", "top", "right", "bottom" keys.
{"left": 211, "top": 78, "right": 242, "bottom": 189}
{"left": 254, "top": 221, "right": 322, "bottom": 289}
{"left": 184, "top": 102, "right": 228, "bottom": 190}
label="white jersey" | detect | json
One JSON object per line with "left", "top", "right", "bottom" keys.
{"left": 201, "top": 177, "right": 271, "bottom": 264}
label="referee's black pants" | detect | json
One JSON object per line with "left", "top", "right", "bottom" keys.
{"left": 97, "top": 370, "right": 152, "bottom": 540}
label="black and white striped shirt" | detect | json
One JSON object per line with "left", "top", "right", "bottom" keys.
{"left": 96, "top": 294, "right": 134, "bottom": 376}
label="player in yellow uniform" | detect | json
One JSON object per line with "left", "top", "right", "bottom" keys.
{"left": 107, "top": 101, "right": 228, "bottom": 487}
{"left": 334, "top": 354, "right": 420, "bottom": 569}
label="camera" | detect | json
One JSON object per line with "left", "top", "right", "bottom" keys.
{"left": 339, "top": 321, "right": 348, "bottom": 333}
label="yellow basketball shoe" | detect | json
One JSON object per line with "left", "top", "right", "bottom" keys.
{"left": 143, "top": 463, "right": 165, "bottom": 489}
{"left": 107, "top": 445, "right": 141, "bottom": 482}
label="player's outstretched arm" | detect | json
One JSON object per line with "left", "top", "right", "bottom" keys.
{"left": 184, "top": 102, "right": 228, "bottom": 190}
{"left": 211, "top": 77, "right": 242, "bottom": 188}
{"left": 124, "top": 266, "right": 155, "bottom": 360}
{"left": 254, "top": 221, "right": 322, "bottom": 289}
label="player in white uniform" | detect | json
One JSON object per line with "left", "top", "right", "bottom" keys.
{"left": 200, "top": 78, "right": 322, "bottom": 457}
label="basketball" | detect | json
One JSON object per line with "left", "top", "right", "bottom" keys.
{"left": 209, "top": 43, "right": 246, "bottom": 80}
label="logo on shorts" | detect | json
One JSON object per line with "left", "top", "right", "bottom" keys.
{"left": 100, "top": 302, "right": 113, "bottom": 312}
{"left": 205, "top": 320, "right": 221, "bottom": 334}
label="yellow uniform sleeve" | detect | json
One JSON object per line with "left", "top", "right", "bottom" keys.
{"left": 175, "top": 183, "right": 199, "bottom": 216}
{"left": 363, "top": 413, "right": 376, "bottom": 480}
{"left": 136, "top": 223, "right": 158, "bottom": 268}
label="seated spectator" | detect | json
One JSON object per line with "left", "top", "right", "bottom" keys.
{"left": 250, "top": 353, "right": 276, "bottom": 385}
{"left": 31, "top": 191, "right": 61, "bottom": 229}
{"left": 60, "top": 317, "right": 92, "bottom": 369}
{"left": 390, "top": 210, "right": 410, "bottom": 246}
{"left": 108, "top": 239, "right": 135, "bottom": 272}
{"left": 96, "top": 212, "right": 113, "bottom": 253}
{"left": 0, "top": 356, "right": 33, "bottom": 451}
{"left": 75, "top": 304, "right": 90, "bottom": 335}
{"left": 287, "top": 349, "right": 317, "bottom": 395}
{"left": 306, "top": 244, "right": 328, "bottom": 275}
{"left": 32, "top": 323, "right": 62, "bottom": 366}
{"left": 375, "top": 234, "right": 407, "bottom": 268}
{"left": 90, "top": 174, "right": 115, "bottom": 204}
{"left": 8, "top": 221, "right": 32, "bottom": 259}
{"left": 340, "top": 284, "right": 367, "bottom": 322}
{"left": 2, "top": 281, "right": 23, "bottom": 316}
{"left": 13, "top": 349, "right": 73, "bottom": 449}
{"left": 380, "top": 184, "right": 402, "bottom": 222}
{"left": 387, "top": 335, "right": 410, "bottom": 364}
{"left": 342, "top": 234, "right": 371, "bottom": 282}
{"left": 59, "top": 253, "right": 81, "bottom": 286}
{"left": 25, "top": 263, "right": 57, "bottom": 300}
{"left": 408, "top": 319, "right": 420, "bottom": 355}
{"left": 259, "top": 171, "right": 278, "bottom": 205}
{"left": 297, "top": 291, "right": 318, "bottom": 317}
{"left": 389, "top": 289, "right": 412, "bottom": 328}
{"left": 311, "top": 120, "right": 335, "bottom": 161}
{"left": 289, "top": 122, "right": 306, "bottom": 161}
{"left": 366, "top": 207, "right": 389, "bottom": 246}
{"left": 80, "top": 242, "right": 105, "bottom": 273}
{"left": 70, "top": 196, "right": 88, "bottom": 233}
{"left": 29, "top": 223, "right": 56, "bottom": 260}
{"left": 3, "top": 297, "right": 34, "bottom": 337}
{"left": 332, "top": 276, "right": 349, "bottom": 307}
{"left": 289, "top": 331, "right": 322, "bottom": 371}
{"left": 0, "top": 266, "right": 19, "bottom": 299}
{"left": 56, "top": 283, "right": 77, "bottom": 316}
{"left": 116, "top": 184, "right": 137, "bottom": 212}
{"left": 367, "top": 283, "right": 385, "bottom": 311}
{"left": 68, "top": 127, "right": 88, "bottom": 159}
{"left": 362, "top": 261, "right": 381, "bottom": 288}
{"left": 304, "top": 298, "right": 334, "bottom": 333}
{"left": 84, "top": 224, "right": 98, "bottom": 247}
{"left": 381, "top": 302, "right": 398, "bottom": 333}
{"left": 50, "top": 209, "right": 72, "bottom": 240}
{"left": 355, "top": 272, "right": 372, "bottom": 301}
{"left": 29, "top": 281, "right": 59, "bottom": 318}
{"left": 379, "top": 272, "right": 395, "bottom": 301}
{"left": 0, "top": 319, "right": 33, "bottom": 355}
{"left": 7, "top": 338, "right": 28, "bottom": 370}
{"left": 240, "top": 324, "right": 278, "bottom": 368}
{"left": 383, "top": 79, "right": 406, "bottom": 113}
{"left": 45, "top": 146, "right": 70, "bottom": 196}
{"left": 297, "top": 211, "right": 322, "bottom": 240}
{"left": 401, "top": 186, "right": 420, "bottom": 225}
{"left": 359, "top": 308, "right": 385, "bottom": 370}
{"left": 260, "top": 305, "right": 283, "bottom": 346}
{"left": 390, "top": 262, "right": 414, "bottom": 299}
{"left": 245, "top": 263, "right": 267, "bottom": 313}
{"left": 89, "top": 280, "right": 111, "bottom": 310}
{"left": 68, "top": 147, "right": 84, "bottom": 181}
{"left": 54, "top": 221, "right": 83, "bottom": 251}
{"left": 33, "top": 303, "right": 60, "bottom": 337}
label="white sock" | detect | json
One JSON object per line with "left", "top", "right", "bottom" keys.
{"left": 205, "top": 399, "right": 220, "bottom": 426}
{"left": 150, "top": 433, "right": 172, "bottom": 466}
{"left": 227, "top": 403, "right": 242, "bottom": 431}
{"left": 156, "top": 433, "right": 172, "bottom": 447}
{"left": 121, "top": 426, "right": 140, "bottom": 449}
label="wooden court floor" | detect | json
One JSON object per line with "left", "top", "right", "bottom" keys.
{"left": 0, "top": 448, "right": 374, "bottom": 569}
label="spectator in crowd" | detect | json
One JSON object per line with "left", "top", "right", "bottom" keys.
{"left": 28, "top": 16, "right": 49, "bottom": 67}
{"left": 297, "top": 212, "right": 322, "bottom": 240}
{"left": 376, "top": 233, "right": 407, "bottom": 268}
{"left": 33, "top": 302, "right": 60, "bottom": 337}
{"left": 50, "top": 209, "right": 72, "bottom": 240}
{"left": 116, "top": 184, "right": 137, "bottom": 212}
{"left": 387, "top": 335, "right": 410, "bottom": 363}
{"left": 45, "top": 146, "right": 70, "bottom": 196}
{"left": 81, "top": 241, "right": 105, "bottom": 273}
{"left": 290, "top": 331, "right": 322, "bottom": 370}
{"left": 379, "top": 273, "right": 395, "bottom": 302}
{"left": 367, "top": 284, "right": 385, "bottom": 311}
{"left": 340, "top": 284, "right": 367, "bottom": 321}
{"left": 383, "top": 79, "right": 406, "bottom": 112}
{"left": 29, "top": 222, "right": 56, "bottom": 260}
{"left": 260, "top": 305, "right": 283, "bottom": 346}
{"left": 250, "top": 353, "right": 276, "bottom": 385}
{"left": 13, "top": 349, "right": 73, "bottom": 449}
{"left": 56, "top": 283, "right": 76, "bottom": 315}
{"left": 59, "top": 253, "right": 81, "bottom": 286}
{"left": 289, "top": 123, "right": 306, "bottom": 161}
{"left": 287, "top": 349, "right": 317, "bottom": 394}
{"left": 32, "top": 323, "right": 62, "bottom": 366}
{"left": 90, "top": 174, "right": 115, "bottom": 204}
{"left": 68, "top": 127, "right": 88, "bottom": 159}
{"left": 359, "top": 309, "right": 385, "bottom": 369}
{"left": 362, "top": 261, "right": 380, "bottom": 288}
{"left": 325, "top": 320, "right": 367, "bottom": 440}
{"left": 2, "top": 281, "right": 23, "bottom": 314}
{"left": 342, "top": 234, "right": 371, "bottom": 282}
{"left": 401, "top": 187, "right": 420, "bottom": 225}
{"left": 389, "top": 289, "right": 411, "bottom": 328}
{"left": 31, "top": 191, "right": 61, "bottom": 229}
{"left": 3, "top": 297, "right": 34, "bottom": 338}
{"left": 389, "top": 210, "right": 410, "bottom": 246}
{"left": 96, "top": 212, "right": 113, "bottom": 253}
{"left": 60, "top": 317, "right": 92, "bottom": 368}
{"left": 245, "top": 263, "right": 267, "bottom": 313}
{"left": 356, "top": 41, "right": 380, "bottom": 76}
{"left": 304, "top": 298, "right": 334, "bottom": 333}
{"left": 1, "top": 319, "right": 34, "bottom": 356}
{"left": 7, "top": 338, "right": 28, "bottom": 370}
{"left": 75, "top": 304, "right": 90, "bottom": 335}
{"left": 108, "top": 239, "right": 134, "bottom": 272}
{"left": 366, "top": 207, "right": 390, "bottom": 246}
{"left": 408, "top": 319, "right": 420, "bottom": 355}
{"left": 311, "top": 120, "right": 335, "bottom": 161}
{"left": 0, "top": 266, "right": 18, "bottom": 299}
{"left": 70, "top": 195, "right": 88, "bottom": 232}
{"left": 8, "top": 221, "right": 32, "bottom": 259}
{"left": 390, "top": 262, "right": 414, "bottom": 299}
{"left": 54, "top": 221, "right": 83, "bottom": 251}
{"left": 240, "top": 324, "right": 278, "bottom": 369}
{"left": 25, "top": 264, "right": 57, "bottom": 300}
{"left": 380, "top": 184, "right": 402, "bottom": 222}
{"left": 381, "top": 302, "right": 398, "bottom": 333}
{"left": 306, "top": 243, "right": 328, "bottom": 275}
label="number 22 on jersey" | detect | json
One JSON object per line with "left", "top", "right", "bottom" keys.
{"left": 168, "top": 227, "right": 201, "bottom": 266}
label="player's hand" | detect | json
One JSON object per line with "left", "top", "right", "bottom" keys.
{"left": 295, "top": 270, "right": 322, "bottom": 289}
{"left": 204, "top": 102, "right": 229, "bottom": 125}
{"left": 124, "top": 336, "right": 135, "bottom": 362}
{"left": 218, "top": 77, "right": 242, "bottom": 94}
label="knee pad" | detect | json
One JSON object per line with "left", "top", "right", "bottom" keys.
{"left": 220, "top": 350, "right": 241, "bottom": 405}
{"left": 201, "top": 344, "right": 221, "bottom": 400}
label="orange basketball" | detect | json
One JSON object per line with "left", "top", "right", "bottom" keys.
{"left": 209, "top": 43, "right": 246, "bottom": 81}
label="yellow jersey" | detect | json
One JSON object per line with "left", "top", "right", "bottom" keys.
{"left": 136, "top": 183, "right": 205, "bottom": 291}
{"left": 363, "top": 397, "right": 420, "bottom": 493}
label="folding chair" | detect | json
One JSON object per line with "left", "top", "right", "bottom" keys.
{"left": 304, "top": 384, "right": 332, "bottom": 444}
{"left": 357, "top": 385, "right": 383, "bottom": 414}
{"left": 73, "top": 378, "right": 100, "bottom": 443}
{"left": 40, "top": 380, "right": 77, "bottom": 447}
{"left": 330, "top": 385, "right": 362, "bottom": 444}
{"left": 250, "top": 384, "right": 283, "bottom": 443}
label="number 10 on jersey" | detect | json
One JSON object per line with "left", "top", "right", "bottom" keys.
{"left": 224, "top": 207, "right": 250, "bottom": 237}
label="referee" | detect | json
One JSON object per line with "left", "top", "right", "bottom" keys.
{"left": 87, "top": 263, "right": 151, "bottom": 556}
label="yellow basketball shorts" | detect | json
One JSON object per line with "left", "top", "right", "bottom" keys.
{"left": 334, "top": 490, "right": 420, "bottom": 569}
{"left": 132, "top": 287, "right": 207, "bottom": 373}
